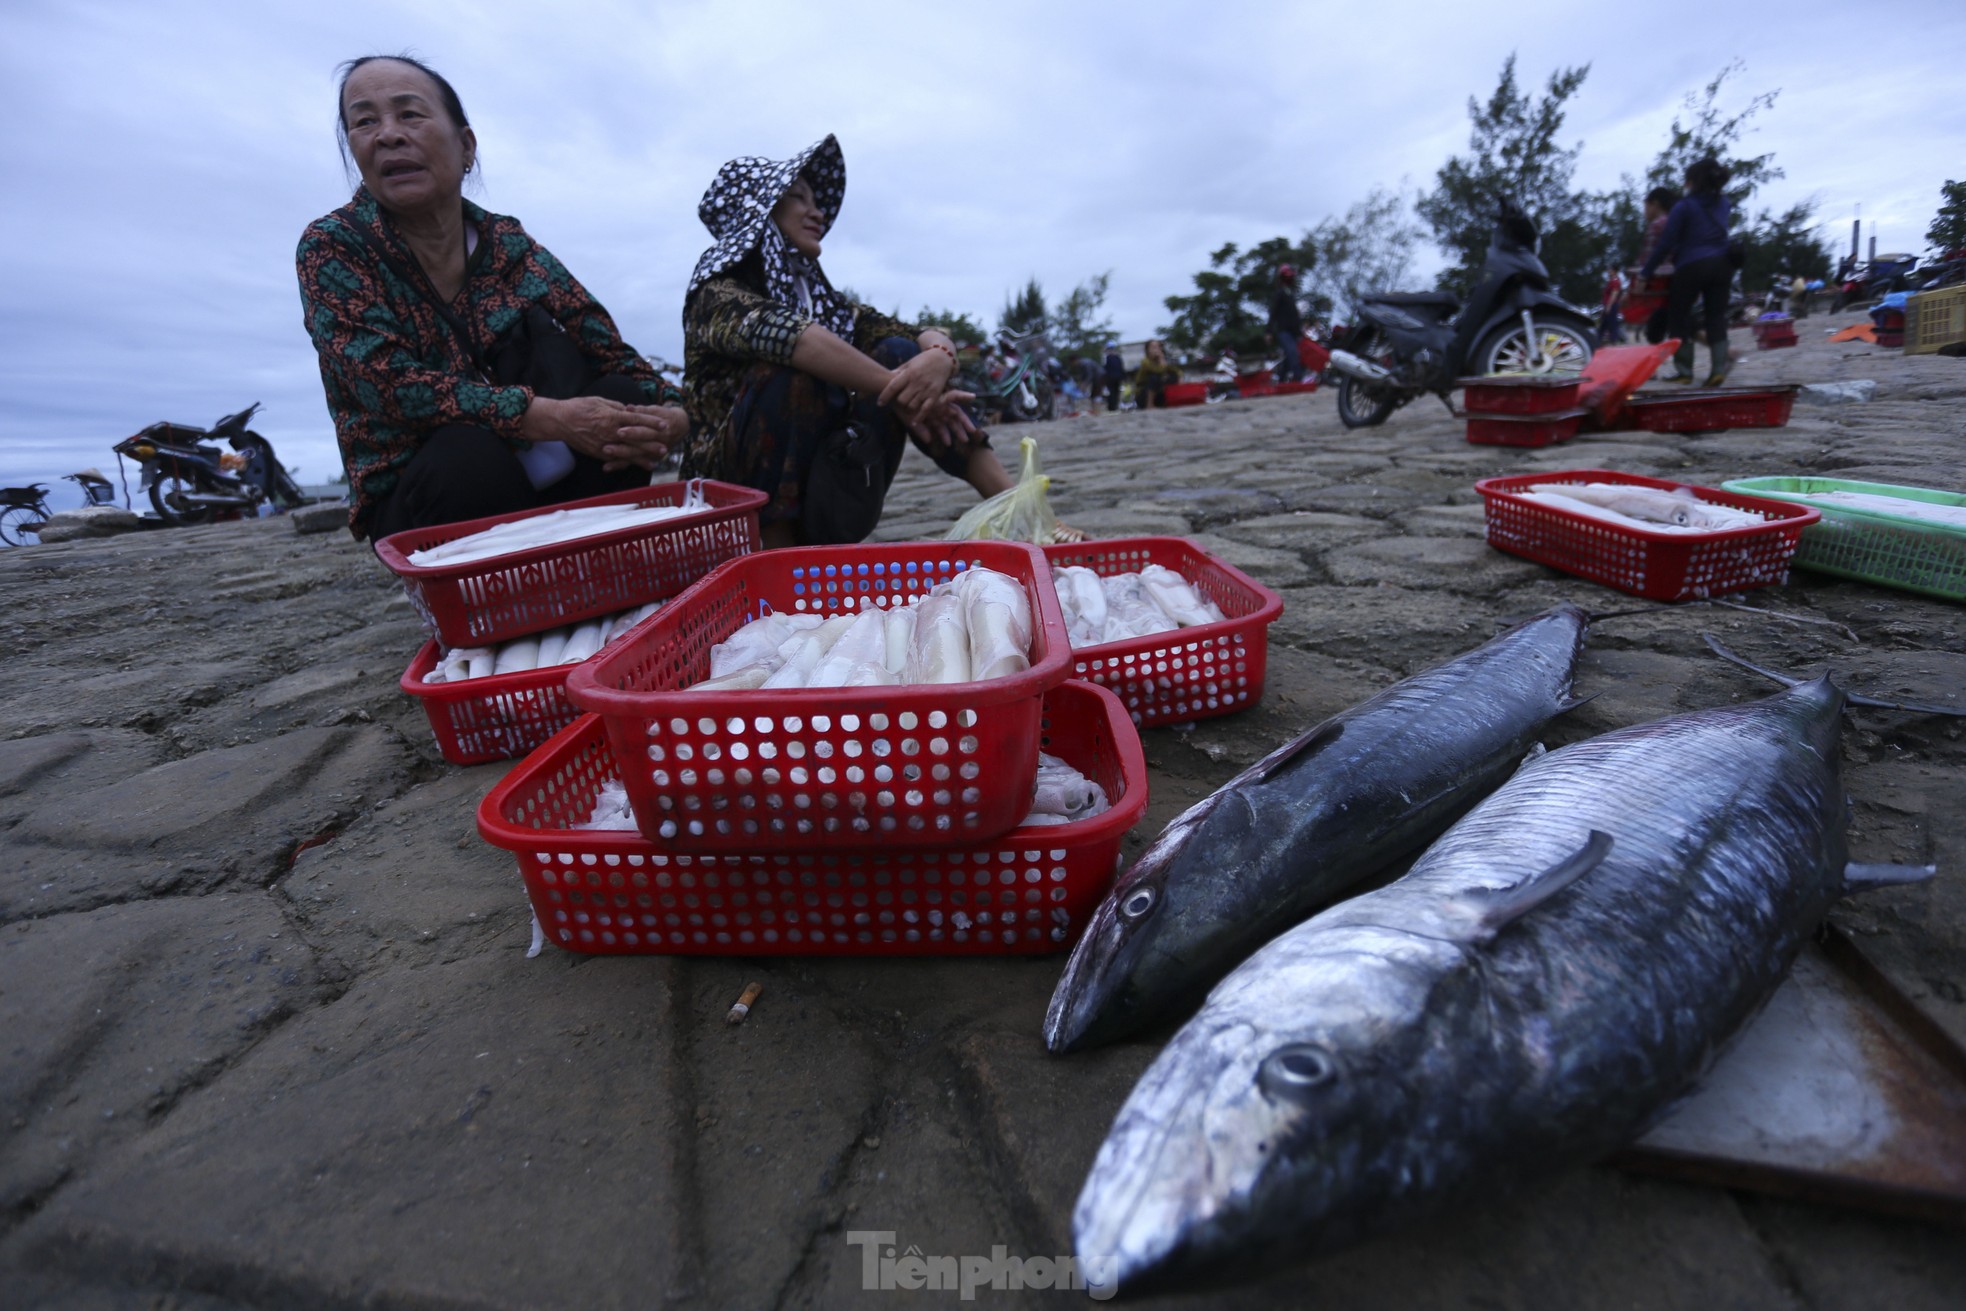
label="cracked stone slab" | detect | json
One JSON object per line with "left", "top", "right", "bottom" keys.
{"left": 1183, "top": 534, "right": 1314, "bottom": 588}
{"left": 1208, "top": 511, "right": 1390, "bottom": 553}
{"left": 1323, "top": 536, "right": 1546, "bottom": 592}
{"left": 9, "top": 950, "right": 694, "bottom": 1309}
{"left": 0, "top": 894, "right": 335, "bottom": 1219}
{"left": 18, "top": 727, "right": 408, "bottom": 854}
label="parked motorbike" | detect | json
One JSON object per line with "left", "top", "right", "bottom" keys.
{"left": 1326, "top": 198, "right": 1597, "bottom": 429}
{"left": 111, "top": 402, "right": 306, "bottom": 526}
{"left": 962, "top": 333, "right": 1057, "bottom": 424}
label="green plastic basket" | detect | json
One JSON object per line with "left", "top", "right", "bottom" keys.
{"left": 1718, "top": 477, "right": 1966, "bottom": 601}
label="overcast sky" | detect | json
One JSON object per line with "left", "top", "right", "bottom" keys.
{"left": 3, "top": 0, "right": 1961, "bottom": 510}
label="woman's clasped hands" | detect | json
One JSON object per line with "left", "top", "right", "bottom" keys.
{"left": 522, "top": 394, "right": 688, "bottom": 471}
{"left": 876, "top": 346, "right": 976, "bottom": 451}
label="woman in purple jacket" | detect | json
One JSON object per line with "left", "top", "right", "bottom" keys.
{"left": 1642, "top": 157, "right": 1736, "bottom": 385}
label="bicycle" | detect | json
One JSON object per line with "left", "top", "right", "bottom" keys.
{"left": 1, "top": 483, "right": 53, "bottom": 547}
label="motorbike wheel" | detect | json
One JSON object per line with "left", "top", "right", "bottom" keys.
{"left": 0, "top": 504, "right": 45, "bottom": 546}
{"left": 1335, "top": 375, "right": 1399, "bottom": 429}
{"left": 149, "top": 472, "right": 213, "bottom": 526}
{"left": 1474, "top": 318, "right": 1594, "bottom": 376}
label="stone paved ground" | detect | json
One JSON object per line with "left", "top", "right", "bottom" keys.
{"left": 3, "top": 315, "right": 1964, "bottom": 1308}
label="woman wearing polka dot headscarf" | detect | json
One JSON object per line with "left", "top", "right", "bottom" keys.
{"left": 680, "top": 135, "right": 1021, "bottom": 548}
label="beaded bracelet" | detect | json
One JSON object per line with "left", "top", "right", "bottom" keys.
{"left": 926, "top": 341, "right": 957, "bottom": 369}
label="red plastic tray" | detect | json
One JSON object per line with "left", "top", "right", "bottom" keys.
{"left": 400, "top": 641, "right": 583, "bottom": 766}
{"left": 476, "top": 683, "right": 1148, "bottom": 956}
{"left": 1040, "top": 536, "right": 1283, "bottom": 728}
{"left": 373, "top": 480, "right": 764, "bottom": 648}
{"left": 1465, "top": 408, "right": 1589, "bottom": 447}
{"left": 1457, "top": 375, "right": 1582, "bottom": 415}
{"left": 1576, "top": 341, "right": 1678, "bottom": 423}
{"left": 1625, "top": 387, "right": 1797, "bottom": 433}
{"left": 566, "top": 541, "right": 1071, "bottom": 853}
{"left": 1476, "top": 469, "right": 1820, "bottom": 601}
{"left": 1163, "top": 381, "right": 1210, "bottom": 407}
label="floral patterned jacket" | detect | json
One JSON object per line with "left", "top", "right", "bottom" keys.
{"left": 679, "top": 251, "right": 919, "bottom": 477}
{"left": 296, "top": 188, "right": 679, "bottom": 536}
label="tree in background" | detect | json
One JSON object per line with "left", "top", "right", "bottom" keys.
{"left": 1416, "top": 55, "right": 1599, "bottom": 304}
{"left": 914, "top": 306, "right": 988, "bottom": 346}
{"left": 1047, "top": 273, "right": 1117, "bottom": 363}
{"left": 989, "top": 275, "right": 1115, "bottom": 361}
{"left": 1301, "top": 188, "right": 1426, "bottom": 324}
{"left": 1646, "top": 61, "right": 1781, "bottom": 210}
{"left": 999, "top": 279, "right": 1048, "bottom": 339}
{"left": 1161, "top": 235, "right": 1323, "bottom": 357}
{"left": 1928, "top": 180, "right": 1966, "bottom": 258}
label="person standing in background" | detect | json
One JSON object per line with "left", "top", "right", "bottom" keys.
{"left": 1269, "top": 265, "right": 1306, "bottom": 383}
{"left": 1102, "top": 342, "right": 1125, "bottom": 412}
{"left": 1642, "top": 156, "right": 1736, "bottom": 386}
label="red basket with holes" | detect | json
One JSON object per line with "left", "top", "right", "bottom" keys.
{"left": 1456, "top": 375, "right": 1582, "bottom": 415}
{"left": 1624, "top": 386, "right": 1797, "bottom": 433}
{"left": 1476, "top": 469, "right": 1819, "bottom": 601}
{"left": 566, "top": 541, "right": 1071, "bottom": 853}
{"left": 373, "top": 479, "right": 764, "bottom": 648}
{"left": 1464, "top": 408, "right": 1589, "bottom": 447}
{"left": 477, "top": 682, "right": 1148, "bottom": 956}
{"left": 1621, "top": 277, "right": 1670, "bottom": 325}
{"left": 1039, "top": 536, "right": 1282, "bottom": 727}
{"left": 400, "top": 640, "right": 581, "bottom": 766}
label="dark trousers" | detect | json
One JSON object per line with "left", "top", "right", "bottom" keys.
{"left": 1104, "top": 376, "right": 1122, "bottom": 410}
{"left": 1666, "top": 256, "right": 1733, "bottom": 373}
{"left": 1274, "top": 333, "right": 1305, "bottom": 382}
{"left": 368, "top": 375, "right": 650, "bottom": 541}
{"left": 720, "top": 338, "right": 981, "bottom": 544}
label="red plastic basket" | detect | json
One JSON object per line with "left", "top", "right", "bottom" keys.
{"left": 566, "top": 541, "right": 1071, "bottom": 853}
{"left": 1457, "top": 375, "right": 1582, "bottom": 415}
{"left": 1624, "top": 387, "right": 1796, "bottom": 433}
{"left": 1621, "top": 278, "right": 1670, "bottom": 325}
{"left": 1752, "top": 317, "right": 1799, "bottom": 350}
{"left": 1235, "top": 370, "right": 1321, "bottom": 398}
{"left": 1476, "top": 469, "right": 1820, "bottom": 601}
{"left": 373, "top": 480, "right": 765, "bottom": 648}
{"left": 1465, "top": 408, "right": 1589, "bottom": 447}
{"left": 476, "top": 683, "right": 1148, "bottom": 956}
{"left": 1040, "top": 536, "right": 1282, "bottom": 727}
{"left": 400, "top": 641, "right": 581, "bottom": 766}
{"left": 1164, "top": 381, "right": 1210, "bottom": 407}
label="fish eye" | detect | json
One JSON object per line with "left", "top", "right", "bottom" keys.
{"left": 1119, "top": 886, "right": 1156, "bottom": 920}
{"left": 1260, "top": 1044, "right": 1336, "bottom": 1096}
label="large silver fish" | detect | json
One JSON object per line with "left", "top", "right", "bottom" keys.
{"left": 1043, "top": 603, "right": 1591, "bottom": 1053}
{"left": 1073, "top": 677, "right": 1932, "bottom": 1294}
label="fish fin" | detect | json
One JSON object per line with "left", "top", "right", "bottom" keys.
{"left": 1466, "top": 831, "right": 1613, "bottom": 939}
{"left": 1249, "top": 719, "right": 1345, "bottom": 784}
{"left": 1518, "top": 742, "right": 1547, "bottom": 768}
{"left": 1555, "top": 691, "right": 1600, "bottom": 715}
{"left": 1842, "top": 862, "right": 1937, "bottom": 894}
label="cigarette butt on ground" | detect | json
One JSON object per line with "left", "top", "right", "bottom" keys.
{"left": 726, "top": 981, "right": 763, "bottom": 1025}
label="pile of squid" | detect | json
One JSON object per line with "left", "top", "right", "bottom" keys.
{"left": 1050, "top": 564, "right": 1227, "bottom": 648}
{"left": 405, "top": 483, "right": 710, "bottom": 568}
{"left": 1517, "top": 481, "right": 1764, "bottom": 534}
{"left": 690, "top": 567, "right": 1033, "bottom": 691}
{"left": 421, "top": 601, "right": 666, "bottom": 683}
{"left": 575, "top": 748, "right": 1107, "bottom": 833}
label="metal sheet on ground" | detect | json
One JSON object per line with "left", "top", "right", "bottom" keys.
{"left": 1616, "top": 930, "right": 1966, "bottom": 1224}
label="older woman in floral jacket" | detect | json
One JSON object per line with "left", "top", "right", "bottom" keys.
{"left": 680, "top": 135, "right": 1038, "bottom": 548}
{"left": 298, "top": 55, "right": 686, "bottom": 539}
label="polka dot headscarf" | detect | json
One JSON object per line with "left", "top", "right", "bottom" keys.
{"left": 687, "top": 134, "right": 855, "bottom": 339}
